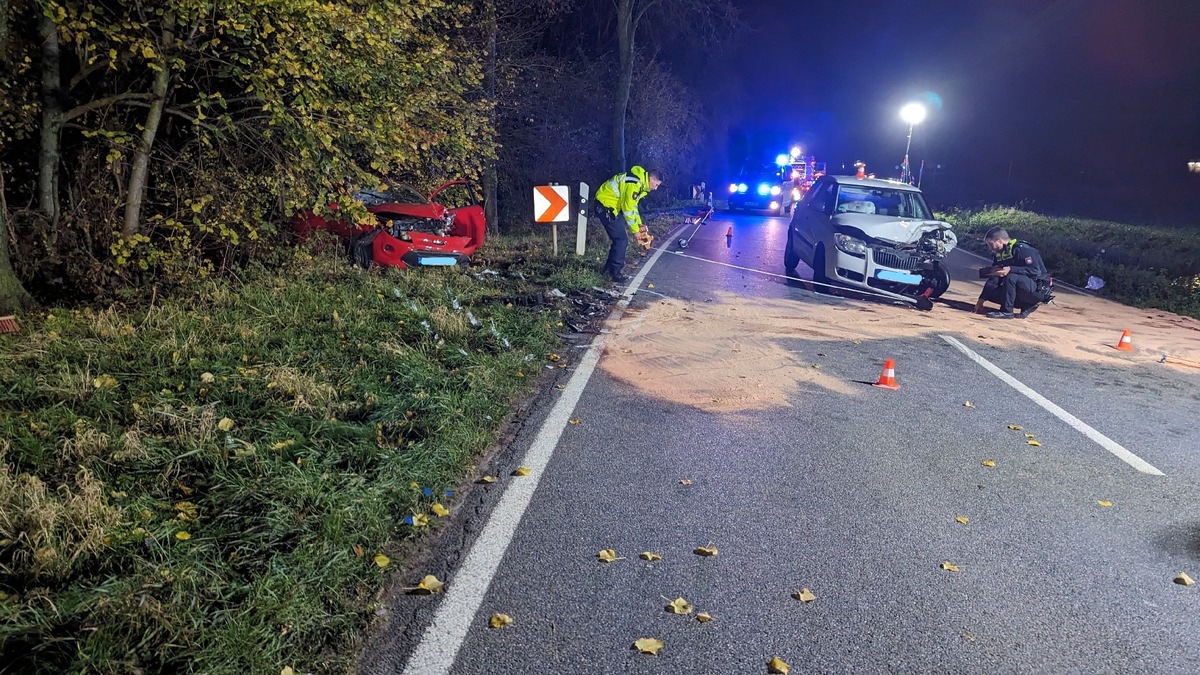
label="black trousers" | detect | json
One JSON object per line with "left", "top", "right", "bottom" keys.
{"left": 594, "top": 205, "right": 627, "bottom": 277}
{"left": 981, "top": 274, "right": 1042, "bottom": 312}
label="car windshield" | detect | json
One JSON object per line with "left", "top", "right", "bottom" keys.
{"left": 834, "top": 185, "right": 932, "bottom": 219}
{"left": 355, "top": 184, "right": 428, "bottom": 207}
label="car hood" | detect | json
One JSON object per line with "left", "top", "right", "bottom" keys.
{"left": 832, "top": 214, "right": 956, "bottom": 248}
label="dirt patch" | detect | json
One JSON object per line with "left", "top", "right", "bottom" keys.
{"left": 600, "top": 276, "right": 1200, "bottom": 412}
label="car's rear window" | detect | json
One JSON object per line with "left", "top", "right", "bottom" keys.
{"left": 834, "top": 185, "right": 932, "bottom": 219}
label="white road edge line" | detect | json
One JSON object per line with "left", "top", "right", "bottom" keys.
{"left": 401, "top": 231, "right": 681, "bottom": 675}
{"left": 939, "top": 334, "right": 1165, "bottom": 476}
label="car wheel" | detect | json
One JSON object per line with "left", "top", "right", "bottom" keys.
{"left": 784, "top": 229, "right": 800, "bottom": 271}
{"left": 920, "top": 264, "right": 951, "bottom": 298}
{"left": 812, "top": 243, "right": 831, "bottom": 287}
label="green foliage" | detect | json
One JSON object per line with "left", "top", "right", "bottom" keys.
{"left": 942, "top": 206, "right": 1200, "bottom": 319}
{"left": 0, "top": 237, "right": 608, "bottom": 673}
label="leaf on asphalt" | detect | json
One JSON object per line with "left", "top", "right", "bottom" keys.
{"left": 768, "top": 656, "right": 791, "bottom": 674}
{"left": 1024, "top": 433, "right": 1036, "bottom": 439}
{"left": 1027, "top": 440, "right": 1042, "bottom": 446}
{"left": 175, "top": 531, "right": 191, "bottom": 541}
{"left": 633, "top": 637, "right": 664, "bottom": 655}
{"left": 1007, "top": 424, "right": 1023, "bottom": 430}
{"left": 409, "top": 574, "right": 443, "bottom": 594}
{"left": 811, "top": 364, "right": 821, "bottom": 369}
{"left": 218, "top": 417, "right": 235, "bottom": 432}
{"left": 961, "top": 633, "right": 976, "bottom": 642}
{"left": 694, "top": 545, "right": 718, "bottom": 557}
{"left": 647, "top": 283, "right": 655, "bottom": 289}
{"left": 431, "top": 503, "right": 450, "bottom": 517}
{"left": 1174, "top": 572, "right": 1195, "bottom": 586}
{"left": 569, "top": 418, "right": 581, "bottom": 425}
{"left": 940, "top": 561, "right": 960, "bottom": 572}
{"left": 511, "top": 467, "right": 531, "bottom": 476}
{"left": 477, "top": 475, "right": 497, "bottom": 484}
{"left": 598, "top": 549, "right": 623, "bottom": 563}
{"left": 955, "top": 516, "right": 970, "bottom": 525}
{"left": 555, "top": 384, "right": 566, "bottom": 390}
{"left": 373, "top": 554, "right": 391, "bottom": 568}
{"left": 664, "top": 596, "right": 693, "bottom": 614}
{"left": 640, "top": 551, "right": 662, "bottom": 561}
{"left": 981, "top": 459, "right": 996, "bottom": 467}
{"left": 695, "top": 611, "right": 714, "bottom": 623}
{"left": 1097, "top": 500, "right": 1113, "bottom": 507}
{"left": 353, "top": 544, "right": 364, "bottom": 557}
{"left": 679, "top": 479, "right": 693, "bottom": 485}
{"left": 488, "top": 613, "right": 514, "bottom": 628}
{"left": 964, "top": 401, "right": 975, "bottom": 408}
{"left": 548, "top": 353, "right": 561, "bottom": 362}
{"left": 792, "top": 588, "right": 816, "bottom": 603}
{"left": 622, "top": 349, "right": 633, "bottom": 354}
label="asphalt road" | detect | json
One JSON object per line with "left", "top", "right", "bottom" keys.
{"left": 361, "top": 210, "right": 1200, "bottom": 674}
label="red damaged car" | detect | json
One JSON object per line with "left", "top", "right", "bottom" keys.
{"left": 293, "top": 180, "right": 486, "bottom": 269}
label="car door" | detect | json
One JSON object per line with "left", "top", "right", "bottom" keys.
{"left": 791, "top": 179, "right": 834, "bottom": 265}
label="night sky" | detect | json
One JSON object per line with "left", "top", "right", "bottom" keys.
{"left": 695, "top": 0, "right": 1200, "bottom": 223}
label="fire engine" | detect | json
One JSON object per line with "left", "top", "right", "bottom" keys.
{"left": 772, "top": 146, "right": 826, "bottom": 216}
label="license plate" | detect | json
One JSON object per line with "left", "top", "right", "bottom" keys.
{"left": 418, "top": 256, "right": 458, "bottom": 266}
{"left": 875, "top": 269, "right": 922, "bottom": 284}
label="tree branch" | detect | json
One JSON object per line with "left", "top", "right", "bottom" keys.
{"left": 63, "top": 92, "right": 158, "bottom": 122}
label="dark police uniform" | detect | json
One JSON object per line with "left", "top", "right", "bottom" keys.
{"left": 981, "top": 239, "right": 1053, "bottom": 314}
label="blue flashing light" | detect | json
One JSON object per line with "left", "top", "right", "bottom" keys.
{"left": 756, "top": 183, "right": 770, "bottom": 196}
{"left": 775, "top": 154, "right": 790, "bottom": 167}
{"left": 737, "top": 183, "right": 748, "bottom": 193}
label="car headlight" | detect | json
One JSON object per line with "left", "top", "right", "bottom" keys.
{"left": 770, "top": 185, "right": 782, "bottom": 196}
{"left": 729, "top": 183, "right": 738, "bottom": 194}
{"left": 833, "top": 233, "right": 869, "bottom": 257}
{"left": 737, "top": 183, "right": 747, "bottom": 193}
{"left": 769, "top": 200, "right": 779, "bottom": 210}
{"left": 756, "top": 183, "right": 770, "bottom": 196}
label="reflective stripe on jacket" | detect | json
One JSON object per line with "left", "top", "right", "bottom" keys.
{"left": 595, "top": 165, "right": 650, "bottom": 233}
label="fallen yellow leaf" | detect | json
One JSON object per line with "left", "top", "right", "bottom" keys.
{"left": 768, "top": 656, "right": 791, "bottom": 674}
{"left": 964, "top": 401, "right": 975, "bottom": 408}
{"left": 511, "top": 467, "right": 531, "bottom": 476}
{"left": 1097, "top": 500, "right": 1113, "bottom": 507}
{"left": 175, "top": 531, "right": 191, "bottom": 541}
{"left": 373, "top": 554, "right": 391, "bottom": 568}
{"left": 694, "top": 545, "right": 718, "bottom": 557}
{"left": 413, "top": 574, "right": 443, "bottom": 594}
{"left": 281, "top": 667, "right": 295, "bottom": 675}
{"left": 489, "top": 613, "right": 514, "bottom": 628}
{"left": 647, "top": 283, "right": 655, "bottom": 289}
{"left": 477, "top": 475, "right": 497, "bottom": 484}
{"left": 792, "top": 588, "right": 816, "bottom": 603}
{"left": 548, "top": 353, "right": 561, "bottom": 362}
{"left": 200, "top": 372, "right": 215, "bottom": 383}
{"left": 981, "top": 459, "right": 996, "bottom": 467}
{"left": 1027, "top": 440, "right": 1042, "bottom": 446}
{"left": 409, "top": 514, "right": 429, "bottom": 527}
{"left": 598, "top": 549, "right": 621, "bottom": 563}
{"left": 568, "top": 418, "right": 581, "bottom": 425}
{"left": 955, "top": 516, "right": 970, "bottom": 525}
{"left": 665, "top": 596, "right": 693, "bottom": 614}
{"left": 554, "top": 384, "right": 566, "bottom": 390}
{"left": 640, "top": 552, "right": 662, "bottom": 561}
{"left": 962, "top": 633, "right": 976, "bottom": 642}
{"left": 940, "top": 561, "right": 960, "bottom": 572}
{"left": 1007, "top": 424, "right": 1023, "bottom": 430}
{"left": 431, "top": 503, "right": 450, "bottom": 517}
{"left": 218, "top": 417, "right": 235, "bottom": 432}
{"left": 633, "top": 637, "right": 664, "bottom": 655}
{"left": 1175, "top": 572, "right": 1195, "bottom": 586}
{"left": 811, "top": 364, "right": 821, "bottom": 369}
{"left": 695, "top": 611, "right": 713, "bottom": 623}
{"left": 93, "top": 374, "right": 118, "bottom": 389}
{"left": 679, "top": 479, "right": 693, "bottom": 485}
{"left": 1024, "top": 433, "right": 1036, "bottom": 439}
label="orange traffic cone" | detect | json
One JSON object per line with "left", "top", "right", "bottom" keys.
{"left": 726, "top": 226, "right": 733, "bottom": 237}
{"left": 873, "top": 358, "right": 900, "bottom": 390}
{"left": 1114, "top": 329, "right": 1133, "bottom": 351}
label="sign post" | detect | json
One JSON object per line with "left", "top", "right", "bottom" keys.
{"left": 576, "top": 182, "right": 589, "bottom": 256}
{"left": 534, "top": 184, "right": 570, "bottom": 255}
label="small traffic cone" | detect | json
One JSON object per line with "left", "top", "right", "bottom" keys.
{"left": 873, "top": 358, "right": 900, "bottom": 390}
{"left": 1114, "top": 329, "right": 1133, "bottom": 351}
{"left": 726, "top": 226, "right": 732, "bottom": 237}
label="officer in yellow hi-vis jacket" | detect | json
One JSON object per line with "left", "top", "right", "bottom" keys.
{"left": 593, "top": 166, "right": 662, "bottom": 282}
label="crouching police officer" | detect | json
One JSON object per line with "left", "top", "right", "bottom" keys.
{"left": 974, "top": 227, "right": 1055, "bottom": 319}
{"left": 593, "top": 166, "right": 662, "bottom": 282}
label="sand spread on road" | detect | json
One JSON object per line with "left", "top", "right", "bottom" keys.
{"left": 600, "top": 277, "right": 1200, "bottom": 413}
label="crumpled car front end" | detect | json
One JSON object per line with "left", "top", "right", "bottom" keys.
{"left": 826, "top": 213, "right": 958, "bottom": 299}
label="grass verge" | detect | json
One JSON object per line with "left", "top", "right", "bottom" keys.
{"left": 941, "top": 206, "right": 1200, "bottom": 319}
{"left": 0, "top": 216, "right": 679, "bottom": 674}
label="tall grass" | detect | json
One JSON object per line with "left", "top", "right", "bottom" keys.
{"left": 0, "top": 227, "right": 624, "bottom": 674}
{"left": 942, "top": 206, "right": 1200, "bottom": 319}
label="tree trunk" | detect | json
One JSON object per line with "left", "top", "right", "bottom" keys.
{"left": 122, "top": 21, "right": 174, "bottom": 240}
{"left": 610, "top": 0, "right": 635, "bottom": 174}
{"left": 0, "top": 173, "right": 34, "bottom": 313}
{"left": 482, "top": 0, "right": 499, "bottom": 234}
{"left": 37, "top": 13, "right": 62, "bottom": 227}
